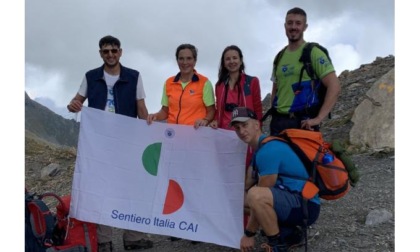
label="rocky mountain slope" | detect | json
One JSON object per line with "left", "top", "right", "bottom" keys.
{"left": 25, "top": 92, "right": 80, "bottom": 148}
{"left": 25, "top": 55, "right": 395, "bottom": 251}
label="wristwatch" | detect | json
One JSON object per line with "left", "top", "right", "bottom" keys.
{"left": 244, "top": 229, "right": 256, "bottom": 237}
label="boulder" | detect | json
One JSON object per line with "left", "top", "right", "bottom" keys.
{"left": 349, "top": 68, "right": 394, "bottom": 149}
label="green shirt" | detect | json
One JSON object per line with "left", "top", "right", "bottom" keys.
{"left": 272, "top": 43, "right": 335, "bottom": 114}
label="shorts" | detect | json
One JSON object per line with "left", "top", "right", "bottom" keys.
{"left": 269, "top": 186, "right": 320, "bottom": 229}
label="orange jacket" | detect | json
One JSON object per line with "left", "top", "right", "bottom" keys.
{"left": 166, "top": 72, "right": 208, "bottom": 125}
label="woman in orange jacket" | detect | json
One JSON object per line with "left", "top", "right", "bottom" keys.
{"left": 147, "top": 44, "right": 215, "bottom": 128}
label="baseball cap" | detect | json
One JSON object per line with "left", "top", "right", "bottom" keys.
{"left": 229, "top": 107, "right": 257, "bottom": 127}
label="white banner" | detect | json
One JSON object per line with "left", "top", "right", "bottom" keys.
{"left": 70, "top": 107, "right": 247, "bottom": 249}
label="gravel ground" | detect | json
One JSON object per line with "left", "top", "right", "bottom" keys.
{"left": 25, "top": 138, "right": 394, "bottom": 251}
{"left": 107, "top": 153, "right": 395, "bottom": 252}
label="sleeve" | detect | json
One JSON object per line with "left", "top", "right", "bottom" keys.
{"left": 214, "top": 82, "right": 221, "bottom": 117}
{"left": 77, "top": 76, "right": 88, "bottom": 97}
{"left": 270, "top": 48, "right": 286, "bottom": 83}
{"left": 256, "top": 143, "right": 282, "bottom": 176}
{"left": 270, "top": 67, "right": 276, "bottom": 83}
{"left": 161, "top": 83, "right": 168, "bottom": 106}
{"left": 202, "top": 80, "right": 215, "bottom": 106}
{"left": 136, "top": 72, "right": 146, "bottom": 100}
{"left": 311, "top": 46, "right": 335, "bottom": 79}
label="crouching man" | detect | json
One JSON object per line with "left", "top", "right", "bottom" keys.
{"left": 229, "top": 107, "right": 321, "bottom": 252}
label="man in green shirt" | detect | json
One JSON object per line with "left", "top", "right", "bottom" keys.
{"left": 270, "top": 7, "right": 341, "bottom": 135}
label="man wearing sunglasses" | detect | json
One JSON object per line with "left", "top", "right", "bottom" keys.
{"left": 67, "top": 35, "right": 152, "bottom": 251}
{"left": 67, "top": 35, "right": 148, "bottom": 120}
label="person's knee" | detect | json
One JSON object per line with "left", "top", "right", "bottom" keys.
{"left": 247, "top": 187, "right": 271, "bottom": 208}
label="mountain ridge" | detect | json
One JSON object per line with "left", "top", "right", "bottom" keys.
{"left": 25, "top": 92, "right": 80, "bottom": 148}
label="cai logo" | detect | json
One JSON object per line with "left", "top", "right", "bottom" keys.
{"left": 141, "top": 128, "right": 184, "bottom": 215}
{"left": 282, "top": 65, "right": 288, "bottom": 73}
{"left": 318, "top": 56, "right": 330, "bottom": 67}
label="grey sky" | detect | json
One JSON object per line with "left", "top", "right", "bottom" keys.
{"left": 25, "top": 0, "right": 395, "bottom": 118}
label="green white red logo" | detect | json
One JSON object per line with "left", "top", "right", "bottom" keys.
{"left": 142, "top": 132, "right": 184, "bottom": 215}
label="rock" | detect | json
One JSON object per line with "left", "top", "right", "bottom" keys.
{"left": 41, "top": 163, "right": 60, "bottom": 179}
{"left": 349, "top": 68, "right": 394, "bottom": 149}
{"left": 365, "top": 209, "right": 393, "bottom": 226}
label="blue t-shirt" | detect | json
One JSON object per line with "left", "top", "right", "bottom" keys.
{"left": 255, "top": 135, "right": 320, "bottom": 204}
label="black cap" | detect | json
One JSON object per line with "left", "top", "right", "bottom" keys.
{"left": 229, "top": 107, "right": 257, "bottom": 127}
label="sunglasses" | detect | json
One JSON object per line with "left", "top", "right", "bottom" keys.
{"left": 101, "top": 48, "right": 120, "bottom": 54}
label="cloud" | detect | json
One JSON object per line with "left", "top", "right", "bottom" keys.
{"left": 25, "top": 64, "right": 68, "bottom": 105}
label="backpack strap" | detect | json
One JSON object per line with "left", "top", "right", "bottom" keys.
{"left": 255, "top": 136, "right": 304, "bottom": 180}
{"left": 300, "top": 42, "right": 316, "bottom": 80}
{"left": 82, "top": 223, "right": 92, "bottom": 251}
{"left": 222, "top": 74, "right": 253, "bottom": 108}
{"left": 301, "top": 197, "right": 309, "bottom": 252}
{"left": 260, "top": 135, "right": 283, "bottom": 145}
{"left": 262, "top": 46, "right": 288, "bottom": 122}
{"left": 260, "top": 134, "right": 322, "bottom": 182}
{"left": 261, "top": 107, "right": 275, "bottom": 122}
{"left": 295, "top": 42, "right": 317, "bottom": 94}
{"left": 243, "top": 74, "right": 253, "bottom": 96}
{"left": 27, "top": 196, "right": 56, "bottom": 247}
{"left": 252, "top": 136, "right": 279, "bottom": 177}
{"left": 299, "top": 42, "right": 332, "bottom": 80}
{"left": 272, "top": 46, "right": 288, "bottom": 83}
{"left": 297, "top": 42, "right": 332, "bottom": 119}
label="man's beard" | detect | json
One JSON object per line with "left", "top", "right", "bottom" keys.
{"left": 288, "top": 34, "right": 302, "bottom": 43}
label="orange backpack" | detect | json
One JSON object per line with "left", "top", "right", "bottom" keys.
{"left": 261, "top": 129, "right": 351, "bottom": 200}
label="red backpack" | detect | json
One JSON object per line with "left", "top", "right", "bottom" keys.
{"left": 25, "top": 190, "right": 98, "bottom": 252}
{"left": 25, "top": 190, "right": 57, "bottom": 251}
{"left": 260, "top": 129, "right": 352, "bottom": 200}
{"left": 47, "top": 194, "right": 97, "bottom": 252}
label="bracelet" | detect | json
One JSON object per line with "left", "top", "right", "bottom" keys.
{"left": 244, "top": 229, "right": 256, "bottom": 237}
